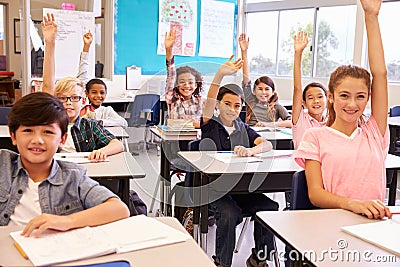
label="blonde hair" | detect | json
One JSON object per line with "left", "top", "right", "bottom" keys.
{"left": 55, "top": 77, "right": 85, "bottom": 96}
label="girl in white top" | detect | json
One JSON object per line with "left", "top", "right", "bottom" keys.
{"left": 295, "top": 0, "right": 392, "bottom": 220}
{"left": 291, "top": 31, "right": 327, "bottom": 149}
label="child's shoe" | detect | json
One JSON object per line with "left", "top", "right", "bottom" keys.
{"left": 246, "top": 253, "right": 268, "bottom": 267}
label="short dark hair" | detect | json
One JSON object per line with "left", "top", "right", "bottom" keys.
{"left": 8, "top": 92, "right": 68, "bottom": 136}
{"left": 86, "top": 78, "right": 107, "bottom": 92}
{"left": 217, "top": 83, "right": 245, "bottom": 103}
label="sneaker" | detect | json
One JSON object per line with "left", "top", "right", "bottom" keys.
{"left": 212, "top": 255, "right": 223, "bottom": 267}
{"left": 246, "top": 253, "right": 268, "bottom": 267}
{"left": 182, "top": 208, "right": 193, "bottom": 237}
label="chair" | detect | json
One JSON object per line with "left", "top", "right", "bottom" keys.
{"left": 127, "top": 93, "right": 160, "bottom": 152}
{"left": 291, "top": 170, "right": 318, "bottom": 210}
{"left": 389, "top": 106, "right": 400, "bottom": 156}
{"left": 0, "top": 106, "right": 11, "bottom": 125}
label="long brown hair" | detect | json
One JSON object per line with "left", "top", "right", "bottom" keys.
{"left": 246, "top": 76, "right": 279, "bottom": 123}
{"left": 326, "top": 65, "right": 371, "bottom": 127}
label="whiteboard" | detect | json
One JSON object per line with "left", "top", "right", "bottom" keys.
{"left": 43, "top": 8, "right": 95, "bottom": 80}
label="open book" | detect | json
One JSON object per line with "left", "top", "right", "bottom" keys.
{"left": 210, "top": 150, "right": 293, "bottom": 164}
{"left": 341, "top": 213, "right": 400, "bottom": 257}
{"left": 10, "top": 215, "right": 190, "bottom": 266}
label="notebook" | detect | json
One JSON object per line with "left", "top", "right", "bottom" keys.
{"left": 10, "top": 215, "right": 189, "bottom": 266}
{"left": 341, "top": 218, "right": 400, "bottom": 257}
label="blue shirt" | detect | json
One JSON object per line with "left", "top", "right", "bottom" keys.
{"left": 200, "top": 116, "right": 260, "bottom": 151}
{"left": 0, "top": 149, "right": 117, "bottom": 226}
{"left": 71, "top": 116, "right": 116, "bottom": 152}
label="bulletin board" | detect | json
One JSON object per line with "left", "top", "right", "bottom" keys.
{"left": 114, "top": 0, "right": 238, "bottom": 75}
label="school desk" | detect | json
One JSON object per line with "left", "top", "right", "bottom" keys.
{"left": 177, "top": 151, "right": 400, "bottom": 250}
{"left": 105, "top": 126, "right": 130, "bottom": 152}
{"left": 103, "top": 96, "right": 136, "bottom": 114}
{"left": 177, "top": 150, "right": 301, "bottom": 249}
{"left": 0, "top": 217, "right": 215, "bottom": 267}
{"left": 84, "top": 151, "right": 146, "bottom": 207}
{"left": 253, "top": 127, "right": 293, "bottom": 149}
{"left": 256, "top": 209, "right": 399, "bottom": 267}
{"left": 149, "top": 126, "right": 200, "bottom": 216}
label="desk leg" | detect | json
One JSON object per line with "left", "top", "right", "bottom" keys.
{"left": 121, "top": 178, "right": 131, "bottom": 211}
{"left": 200, "top": 173, "right": 209, "bottom": 252}
{"left": 388, "top": 169, "right": 398, "bottom": 206}
{"left": 193, "top": 172, "right": 200, "bottom": 243}
{"left": 160, "top": 141, "right": 172, "bottom": 216}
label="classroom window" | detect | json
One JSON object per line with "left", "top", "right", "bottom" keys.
{"left": 380, "top": 1, "right": 400, "bottom": 82}
{"left": 314, "top": 5, "right": 356, "bottom": 78}
{"left": 244, "top": 1, "right": 357, "bottom": 79}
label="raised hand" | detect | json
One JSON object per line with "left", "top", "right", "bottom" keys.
{"left": 239, "top": 33, "right": 249, "bottom": 52}
{"left": 294, "top": 31, "right": 308, "bottom": 53}
{"left": 41, "top": 13, "right": 57, "bottom": 44}
{"left": 218, "top": 55, "right": 243, "bottom": 76}
{"left": 83, "top": 30, "right": 93, "bottom": 52}
{"left": 360, "top": 0, "right": 382, "bottom": 16}
{"left": 164, "top": 29, "right": 176, "bottom": 50}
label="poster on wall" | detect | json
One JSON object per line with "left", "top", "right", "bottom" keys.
{"left": 199, "top": 0, "right": 234, "bottom": 58}
{"left": 157, "top": 0, "right": 197, "bottom": 56}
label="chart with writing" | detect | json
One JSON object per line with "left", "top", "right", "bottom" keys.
{"left": 43, "top": 8, "right": 95, "bottom": 79}
{"left": 199, "top": 0, "right": 235, "bottom": 58}
{"left": 157, "top": 0, "right": 197, "bottom": 56}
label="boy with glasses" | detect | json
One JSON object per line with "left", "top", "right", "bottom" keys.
{"left": 55, "top": 77, "right": 124, "bottom": 161}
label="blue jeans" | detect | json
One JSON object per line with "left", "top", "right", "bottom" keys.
{"left": 209, "top": 194, "right": 279, "bottom": 267}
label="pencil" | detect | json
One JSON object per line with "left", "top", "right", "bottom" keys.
{"left": 14, "top": 242, "right": 29, "bottom": 260}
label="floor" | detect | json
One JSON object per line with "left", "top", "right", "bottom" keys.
{"left": 126, "top": 134, "right": 400, "bottom": 267}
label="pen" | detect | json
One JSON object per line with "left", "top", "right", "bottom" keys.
{"left": 217, "top": 151, "right": 234, "bottom": 154}
{"left": 60, "top": 155, "right": 89, "bottom": 158}
{"left": 14, "top": 242, "right": 29, "bottom": 260}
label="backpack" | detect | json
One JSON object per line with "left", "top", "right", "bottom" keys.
{"left": 129, "top": 190, "right": 147, "bottom": 216}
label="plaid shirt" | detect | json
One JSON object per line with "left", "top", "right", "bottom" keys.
{"left": 165, "top": 56, "right": 203, "bottom": 121}
{"left": 70, "top": 116, "right": 116, "bottom": 152}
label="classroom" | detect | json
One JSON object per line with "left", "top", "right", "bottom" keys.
{"left": 1, "top": 0, "right": 400, "bottom": 267}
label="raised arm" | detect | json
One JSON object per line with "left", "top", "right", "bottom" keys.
{"left": 41, "top": 13, "right": 57, "bottom": 94}
{"left": 239, "top": 33, "right": 250, "bottom": 86}
{"left": 361, "top": 0, "right": 387, "bottom": 135}
{"left": 202, "top": 56, "right": 243, "bottom": 124}
{"left": 292, "top": 31, "right": 309, "bottom": 125}
{"left": 76, "top": 31, "right": 93, "bottom": 85}
{"left": 164, "top": 29, "right": 176, "bottom": 105}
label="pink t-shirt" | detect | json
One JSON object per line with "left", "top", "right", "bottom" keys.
{"left": 294, "top": 116, "right": 389, "bottom": 201}
{"left": 292, "top": 109, "right": 326, "bottom": 150}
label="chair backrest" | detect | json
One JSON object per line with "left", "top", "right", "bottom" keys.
{"left": 128, "top": 94, "right": 160, "bottom": 127}
{"left": 389, "top": 106, "right": 400, "bottom": 117}
{"left": 291, "top": 170, "right": 318, "bottom": 210}
{"left": 0, "top": 106, "right": 11, "bottom": 125}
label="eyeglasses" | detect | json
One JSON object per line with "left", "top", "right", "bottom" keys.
{"left": 58, "top": 96, "right": 82, "bottom": 103}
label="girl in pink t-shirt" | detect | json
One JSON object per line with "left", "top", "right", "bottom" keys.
{"left": 295, "top": 0, "right": 392, "bottom": 220}
{"left": 291, "top": 31, "right": 327, "bottom": 149}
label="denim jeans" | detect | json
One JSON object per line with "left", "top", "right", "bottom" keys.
{"left": 209, "top": 194, "right": 279, "bottom": 267}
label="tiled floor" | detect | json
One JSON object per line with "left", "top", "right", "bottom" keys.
{"left": 127, "top": 138, "right": 400, "bottom": 267}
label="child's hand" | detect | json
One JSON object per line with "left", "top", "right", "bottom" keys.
{"left": 360, "top": 0, "right": 381, "bottom": 16}
{"left": 41, "top": 13, "right": 57, "bottom": 44}
{"left": 21, "top": 214, "right": 73, "bottom": 237}
{"left": 347, "top": 199, "right": 391, "bottom": 219}
{"left": 83, "top": 31, "right": 93, "bottom": 46}
{"left": 294, "top": 31, "right": 308, "bottom": 53}
{"left": 239, "top": 33, "right": 249, "bottom": 51}
{"left": 218, "top": 55, "right": 243, "bottom": 76}
{"left": 88, "top": 149, "right": 107, "bottom": 161}
{"left": 234, "top": 145, "right": 253, "bottom": 157}
{"left": 165, "top": 29, "right": 176, "bottom": 50}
